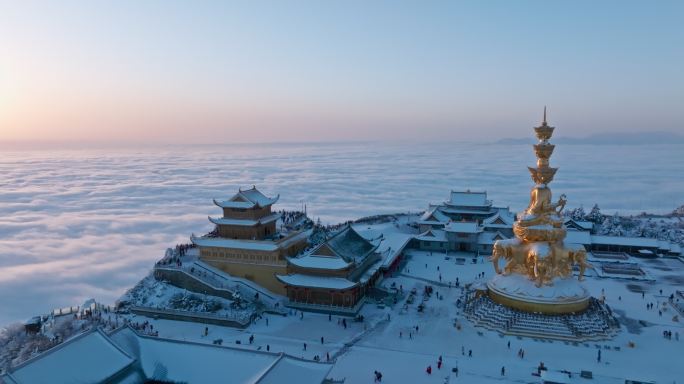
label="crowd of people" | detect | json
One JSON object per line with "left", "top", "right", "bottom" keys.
{"left": 278, "top": 210, "right": 310, "bottom": 229}
{"left": 126, "top": 319, "right": 158, "bottom": 336}
{"left": 662, "top": 330, "right": 678, "bottom": 340}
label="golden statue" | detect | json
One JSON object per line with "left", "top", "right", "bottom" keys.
{"left": 492, "top": 108, "right": 591, "bottom": 288}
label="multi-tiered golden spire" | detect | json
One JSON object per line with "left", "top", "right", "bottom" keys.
{"left": 491, "top": 108, "right": 591, "bottom": 287}
{"left": 528, "top": 107, "right": 558, "bottom": 185}
{"left": 515, "top": 108, "right": 566, "bottom": 235}
{"left": 488, "top": 109, "right": 592, "bottom": 313}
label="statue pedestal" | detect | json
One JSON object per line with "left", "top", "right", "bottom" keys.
{"left": 487, "top": 273, "right": 590, "bottom": 314}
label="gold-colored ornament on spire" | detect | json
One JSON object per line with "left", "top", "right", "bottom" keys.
{"left": 486, "top": 109, "right": 592, "bottom": 314}
{"left": 513, "top": 108, "right": 566, "bottom": 242}
{"left": 490, "top": 108, "right": 591, "bottom": 298}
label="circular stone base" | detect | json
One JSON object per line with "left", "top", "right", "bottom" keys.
{"left": 487, "top": 274, "right": 590, "bottom": 314}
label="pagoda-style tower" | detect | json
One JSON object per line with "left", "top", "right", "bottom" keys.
{"left": 210, "top": 186, "right": 281, "bottom": 240}
{"left": 487, "top": 109, "right": 592, "bottom": 314}
{"left": 191, "top": 186, "right": 309, "bottom": 294}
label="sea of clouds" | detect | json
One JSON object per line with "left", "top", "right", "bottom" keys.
{"left": 1, "top": 141, "right": 682, "bottom": 326}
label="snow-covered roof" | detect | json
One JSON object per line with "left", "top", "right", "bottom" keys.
{"left": 288, "top": 254, "right": 351, "bottom": 270}
{"left": 444, "top": 221, "right": 482, "bottom": 234}
{"left": 658, "top": 240, "right": 673, "bottom": 251}
{"left": 445, "top": 190, "right": 491, "bottom": 207}
{"left": 312, "top": 225, "right": 379, "bottom": 263}
{"left": 357, "top": 259, "right": 383, "bottom": 284}
{"left": 138, "top": 335, "right": 277, "bottom": 383}
{"left": 214, "top": 186, "right": 280, "bottom": 209}
{"left": 108, "top": 326, "right": 333, "bottom": 384}
{"left": 590, "top": 235, "right": 660, "bottom": 248}
{"left": 208, "top": 213, "right": 280, "bottom": 227}
{"left": 253, "top": 355, "right": 334, "bottom": 384}
{"left": 3, "top": 328, "right": 135, "bottom": 384}
{"left": 418, "top": 207, "right": 450, "bottom": 224}
{"left": 439, "top": 207, "right": 496, "bottom": 215}
{"left": 276, "top": 274, "right": 358, "bottom": 290}
{"left": 477, "top": 231, "right": 508, "bottom": 245}
{"left": 415, "top": 229, "right": 448, "bottom": 242}
{"left": 276, "top": 229, "right": 312, "bottom": 248}
{"left": 483, "top": 210, "right": 515, "bottom": 227}
{"left": 351, "top": 226, "right": 413, "bottom": 269}
{"left": 191, "top": 235, "right": 279, "bottom": 251}
{"left": 563, "top": 219, "right": 594, "bottom": 231}
{"left": 376, "top": 232, "right": 414, "bottom": 268}
{"left": 213, "top": 199, "right": 257, "bottom": 209}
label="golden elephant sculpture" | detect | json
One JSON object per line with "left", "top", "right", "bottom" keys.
{"left": 492, "top": 238, "right": 526, "bottom": 275}
{"left": 492, "top": 239, "right": 591, "bottom": 287}
{"left": 563, "top": 244, "right": 592, "bottom": 281}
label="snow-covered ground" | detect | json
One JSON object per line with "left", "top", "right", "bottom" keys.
{"left": 119, "top": 274, "right": 252, "bottom": 319}
{"left": 75, "top": 221, "right": 680, "bottom": 383}
{"left": 3, "top": 219, "right": 684, "bottom": 382}
{"left": 568, "top": 205, "right": 684, "bottom": 246}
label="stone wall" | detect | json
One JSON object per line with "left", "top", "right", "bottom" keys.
{"left": 153, "top": 268, "right": 236, "bottom": 301}
{"left": 130, "top": 306, "right": 252, "bottom": 328}
{"left": 200, "top": 260, "right": 288, "bottom": 295}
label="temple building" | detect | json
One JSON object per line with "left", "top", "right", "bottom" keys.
{"left": 209, "top": 187, "right": 281, "bottom": 240}
{"left": 191, "top": 186, "right": 309, "bottom": 294}
{"left": 416, "top": 190, "right": 515, "bottom": 255}
{"left": 276, "top": 225, "right": 383, "bottom": 313}
{"left": 418, "top": 190, "right": 495, "bottom": 232}
{"left": 415, "top": 190, "right": 681, "bottom": 258}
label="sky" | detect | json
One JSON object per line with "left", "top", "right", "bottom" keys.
{"left": 0, "top": 0, "right": 682, "bottom": 144}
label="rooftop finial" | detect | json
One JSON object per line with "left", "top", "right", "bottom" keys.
{"left": 543, "top": 106, "right": 547, "bottom": 125}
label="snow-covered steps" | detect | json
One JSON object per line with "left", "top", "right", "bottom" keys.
{"left": 463, "top": 293, "right": 620, "bottom": 342}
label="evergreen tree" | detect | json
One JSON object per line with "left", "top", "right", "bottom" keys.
{"left": 569, "top": 206, "right": 587, "bottom": 221}
{"left": 587, "top": 204, "right": 604, "bottom": 223}
{"left": 601, "top": 212, "right": 623, "bottom": 236}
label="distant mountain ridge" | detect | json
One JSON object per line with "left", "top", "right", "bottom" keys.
{"left": 497, "top": 131, "right": 684, "bottom": 145}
